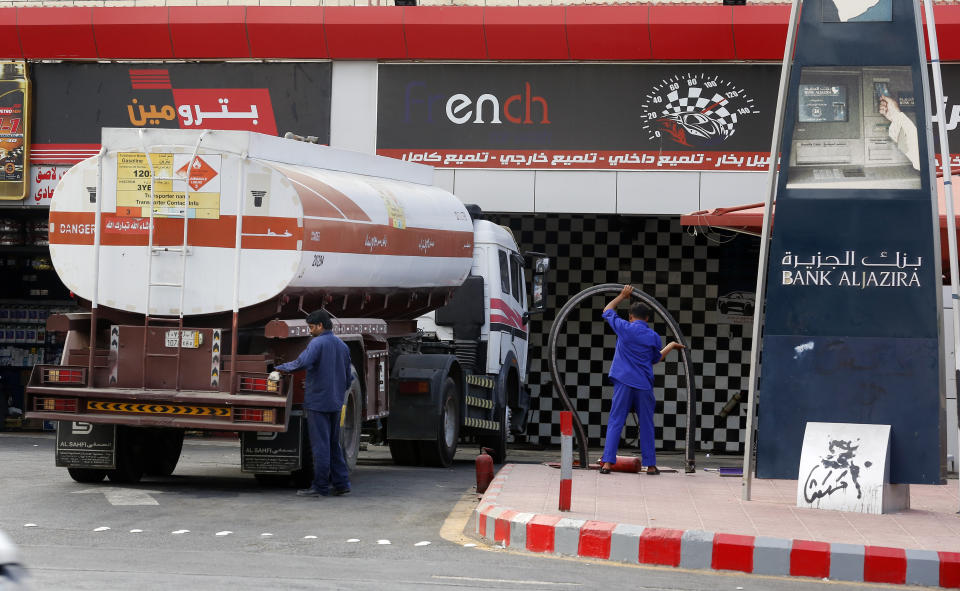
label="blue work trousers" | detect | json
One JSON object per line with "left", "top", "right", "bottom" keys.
{"left": 306, "top": 409, "right": 350, "bottom": 494}
{"left": 601, "top": 380, "right": 657, "bottom": 467}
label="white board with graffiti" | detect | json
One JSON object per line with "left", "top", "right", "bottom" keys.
{"left": 796, "top": 422, "right": 908, "bottom": 514}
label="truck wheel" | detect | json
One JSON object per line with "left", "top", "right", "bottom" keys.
{"left": 143, "top": 429, "right": 184, "bottom": 477}
{"left": 419, "top": 378, "right": 459, "bottom": 468}
{"left": 479, "top": 405, "right": 508, "bottom": 464}
{"left": 108, "top": 426, "right": 145, "bottom": 484}
{"left": 67, "top": 468, "right": 107, "bottom": 483}
{"left": 388, "top": 440, "right": 420, "bottom": 466}
{"left": 339, "top": 367, "right": 362, "bottom": 474}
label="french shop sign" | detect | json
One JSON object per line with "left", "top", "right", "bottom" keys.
{"left": 377, "top": 63, "right": 780, "bottom": 171}
{"left": 378, "top": 63, "right": 960, "bottom": 172}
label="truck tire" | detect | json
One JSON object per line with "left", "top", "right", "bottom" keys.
{"left": 142, "top": 429, "right": 184, "bottom": 477}
{"left": 107, "top": 426, "right": 145, "bottom": 484}
{"left": 67, "top": 468, "right": 107, "bottom": 483}
{"left": 388, "top": 440, "right": 420, "bottom": 466}
{"left": 479, "top": 405, "right": 508, "bottom": 465}
{"left": 340, "top": 367, "right": 361, "bottom": 474}
{"left": 419, "top": 377, "right": 459, "bottom": 468}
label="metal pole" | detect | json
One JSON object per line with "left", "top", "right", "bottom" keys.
{"left": 741, "top": 0, "right": 802, "bottom": 501}
{"left": 921, "top": 0, "right": 960, "bottom": 512}
{"left": 87, "top": 147, "right": 106, "bottom": 379}
{"left": 559, "top": 411, "right": 572, "bottom": 511}
{"left": 229, "top": 152, "right": 247, "bottom": 396}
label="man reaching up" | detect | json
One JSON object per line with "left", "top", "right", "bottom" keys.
{"left": 600, "top": 285, "right": 684, "bottom": 475}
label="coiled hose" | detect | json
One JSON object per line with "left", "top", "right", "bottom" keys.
{"left": 546, "top": 284, "right": 698, "bottom": 473}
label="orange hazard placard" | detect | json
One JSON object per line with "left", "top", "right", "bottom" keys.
{"left": 177, "top": 156, "right": 218, "bottom": 191}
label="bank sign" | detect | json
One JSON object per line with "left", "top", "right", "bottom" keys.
{"left": 31, "top": 62, "right": 331, "bottom": 165}
{"left": 377, "top": 64, "right": 781, "bottom": 171}
{"left": 756, "top": 0, "right": 945, "bottom": 486}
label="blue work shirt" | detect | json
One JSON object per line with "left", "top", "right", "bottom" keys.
{"left": 602, "top": 309, "right": 662, "bottom": 390}
{"left": 276, "top": 330, "right": 353, "bottom": 412}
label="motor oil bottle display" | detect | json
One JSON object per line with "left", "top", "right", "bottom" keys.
{"left": 0, "top": 61, "right": 28, "bottom": 201}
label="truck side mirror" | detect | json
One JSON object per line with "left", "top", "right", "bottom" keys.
{"left": 531, "top": 256, "right": 550, "bottom": 312}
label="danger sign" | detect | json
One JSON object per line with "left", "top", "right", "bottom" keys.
{"left": 177, "top": 156, "right": 218, "bottom": 191}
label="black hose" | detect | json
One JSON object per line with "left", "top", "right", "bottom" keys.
{"left": 546, "top": 284, "right": 698, "bottom": 473}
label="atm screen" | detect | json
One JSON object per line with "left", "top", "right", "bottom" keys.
{"left": 798, "top": 84, "right": 848, "bottom": 122}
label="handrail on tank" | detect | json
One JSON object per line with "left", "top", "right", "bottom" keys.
{"left": 546, "top": 283, "right": 698, "bottom": 473}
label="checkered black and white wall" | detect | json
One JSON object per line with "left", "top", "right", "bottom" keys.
{"left": 490, "top": 214, "right": 755, "bottom": 454}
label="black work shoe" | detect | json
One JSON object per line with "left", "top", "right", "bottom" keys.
{"left": 297, "top": 487, "right": 324, "bottom": 497}
{"left": 333, "top": 488, "right": 351, "bottom": 496}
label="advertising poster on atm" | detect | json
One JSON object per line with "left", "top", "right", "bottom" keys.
{"left": 787, "top": 66, "right": 920, "bottom": 189}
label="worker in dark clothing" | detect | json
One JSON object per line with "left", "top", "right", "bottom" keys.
{"left": 600, "top": 285, "right": 684, "bottom": 475}
{"left": 275, "top": 309, "right": 354, "bottom": 497}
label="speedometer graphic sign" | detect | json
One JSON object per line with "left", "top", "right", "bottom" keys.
{"left": 641, "top": 73, "right": 759, "bottom": 148}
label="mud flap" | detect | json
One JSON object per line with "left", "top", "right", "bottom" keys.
{"left": 241, "top": 413, "right": 303, "bottom": 474}
{"left": 56, "top": 421, "right": 116, "bottom": 470}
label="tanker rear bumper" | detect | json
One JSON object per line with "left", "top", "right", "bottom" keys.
{"left": 25, "top": 385, "right": 289, "bottom": 432}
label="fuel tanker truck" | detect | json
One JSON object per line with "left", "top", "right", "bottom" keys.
{"left": 24, "top": 128, "right": 548, "bottom": 484}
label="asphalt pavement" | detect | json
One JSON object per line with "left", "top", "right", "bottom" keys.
{"left": 0, "top": 432, "right": 912, "bottom": 590}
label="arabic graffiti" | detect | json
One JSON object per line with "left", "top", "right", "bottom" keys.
{"left": 364, "top": 235, "right": 388, "bottom": 251}
{"left": 803, "top": 438, "right": 872, "bottom": 503}
{"left": 780, "top": 250, "right": 923, "bottom": 288}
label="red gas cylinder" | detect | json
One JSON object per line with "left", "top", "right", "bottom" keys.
{"left": 609, "top": 456, "right": 642, "bottom": 473}
{"left": 476, "top": 448, "right": 494, "bottom": 494}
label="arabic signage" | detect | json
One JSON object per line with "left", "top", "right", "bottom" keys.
{"left": 55, "top": 421, "right": 116, "bottom": 469}
{"left": 240, "top": 417, "right": 303, "bottom": 474}
{"left": 27, "top": 165, "right": 67, "bottom": 206}
{"left": 31, "top": 62, "right": 331, "bottom": 165}
{"left": 376, "top": 64, "right": 780, "bottom": 171}
{"left": 756, "top": 0, "right": 945, "bottom": 485}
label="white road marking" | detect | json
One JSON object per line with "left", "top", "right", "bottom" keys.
{"left": 171, "top": 530, "right": 190, "bottom": 535}
{"left": 93, "top": 526, "right": 110, "bottom": 532}
{"left": 215, "top": 531, "right": 232, "bottom": 536}
{"left": 129, "top": 529, "right": 143, "bottom": 533}
{"left": 414, "top": 541, "right": 431, "bottom": 547}
{"left": 304, "top": 535, "right": 318, "bottom": 539}
{"left": 261, "top": 533, "right": 273, "bottom": 537}
{"left": 73, "top": 487, "right": 162, "bottom": 506}
{"left": 23, "top": 524, "right": 37, "bottom": 528}
{"left": 346, "top": 538, "right": 360, "bottom": 543}
{"left": 432, "top": 576, "right": 580, "bottom": 587}
{"left": 377, "top": 539, "right": 391, "bottom": 545}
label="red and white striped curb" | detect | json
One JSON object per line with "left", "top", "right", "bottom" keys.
{"left": 474, "top": 466, "right": 960, "bottom": 588}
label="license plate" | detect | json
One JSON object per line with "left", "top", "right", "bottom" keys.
{"left": 165, "top": 330, "right": 202, "bottom": 348}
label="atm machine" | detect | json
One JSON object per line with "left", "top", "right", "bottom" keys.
{"left": 788, "top": 66, "right": 920, "bottom": 189}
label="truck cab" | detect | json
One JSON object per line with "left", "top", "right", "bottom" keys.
{"left": 415, "top": 217, "right": 548, "bottom": 463}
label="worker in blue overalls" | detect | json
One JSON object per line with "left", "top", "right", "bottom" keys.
{"left": 600, "top": 285, "right": 684, "bottom": 476}
{"left": 276, "top": 309, "right": 353, "bottom": 497}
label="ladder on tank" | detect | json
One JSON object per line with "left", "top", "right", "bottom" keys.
{"left": 138, "top": 129, "right": 208, "bottom": 391}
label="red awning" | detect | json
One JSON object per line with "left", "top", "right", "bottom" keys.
{"left": 680, "top": 176, "right": 960, "bottom": 282}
